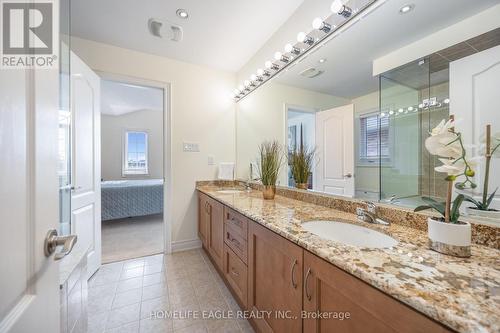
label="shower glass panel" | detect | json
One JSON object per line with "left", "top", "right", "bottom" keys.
{"left": 59, "top": 0, "right": 71, "bottom": 235}
{"left": 379, "top": 58, "right": 449, "bottom": 207}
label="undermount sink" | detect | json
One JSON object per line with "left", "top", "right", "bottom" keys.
{"left": 302, "top": 221, "right": 398, "bottom": 249}
{"left": 216, "top": 189, "right": 244, "bottom": 194}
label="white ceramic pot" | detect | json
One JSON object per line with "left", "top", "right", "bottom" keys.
{"left": 427, "top": 218, "right": 471, "bottom": 257}
{"left": 466, "top": 207, "right": 500, "bottom": 221}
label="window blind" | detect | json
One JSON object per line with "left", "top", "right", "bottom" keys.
{"left": 359, "top": 114, "right": 390, "bottom": 161}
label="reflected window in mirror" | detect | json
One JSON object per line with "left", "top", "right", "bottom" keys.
{"left": 358, "top": 113, "right": 391, "bottom": 166}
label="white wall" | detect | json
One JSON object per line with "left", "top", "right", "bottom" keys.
{"left": 101, "top": 109, "right": 163, "bottom": 180}
{"left": 71, "top": 37, "right": 236, "bottom": 247}
{"left": 236, "top": 82, "right": 349, "bottom": 185}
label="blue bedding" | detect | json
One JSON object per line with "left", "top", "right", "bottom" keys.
{"left": 101, "top": 179, "right": 163, "bottom": 221}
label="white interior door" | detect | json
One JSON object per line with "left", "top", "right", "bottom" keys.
{"left": 450, "top": 45, "right": 500, "bottom": 210}
{"left": 70, "top": 52, "right": 101, "bottom": 278}
{"left": 0, "top": 58, "right": 60, "bottom": 332}
{"left": 314, "top": 104, "right": 355, "bottom": 197}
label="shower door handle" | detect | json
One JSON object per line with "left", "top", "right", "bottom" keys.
{"left": 343, "top": 173, "right": 353, "bottom": 178}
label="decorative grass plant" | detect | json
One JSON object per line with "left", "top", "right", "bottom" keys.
{"left": 257, "top": 140, "right": 284, "bottom": 186}
{"left": 290, "top": 145, "right": 315, "bottom": 189}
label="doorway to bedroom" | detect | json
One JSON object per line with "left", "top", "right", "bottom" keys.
{"left": 100, "top": 79, "right": 165, "bottom": 263}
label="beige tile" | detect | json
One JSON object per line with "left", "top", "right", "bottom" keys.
{"left": 143, "top": 273, "right": 166, "bottom": 287}
{"left": 88, "top": 294, "right": 114, "bottom": 315}
{"left": 140, "top": 296, "right": 170, "bottom": 319}
{"left": 89, "top": 271, "right": 121, "bottom": 287}
{"left": 116, "top": 277, "right": 143, "bottom": 293}
{"left": 144, "top": 264, "right": 164, "bottom": 275}
{"left": 237, "top": 319, "right": 255, "bottom": 333}
{"left": 88, "top": 282, "right": 118, "bottom": 299}
{"left": 205, "top": 319, "right": 241, "bottom": 333}
{"left": 173, "top": 322, "right": 207, "bottom": 333}
{"left": 139, "top": 318, "right": 173, "bottom": 333}
{"left": 112, "top": 288, "right": 142, "bottom": 309}
{"left": 88, "top": 312, "right": 107, "bottom": 333}
{"left": 105, "top": 320, "right": 139, "bottom": 333}
{"left": 142, "top": 283, "right": 168, "bottom": 301}
{"left": 120, "top": 267, "right": 144, "bottom": 280}
{"left": 123, "top": 258, "right": 145, "bottom": 270}
{"left": 106, "top": 303, "right": 141, "bottom": 329}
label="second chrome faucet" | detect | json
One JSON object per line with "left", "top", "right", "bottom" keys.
{"left": 356, "top": 201, "right": 390, "bottom": 226}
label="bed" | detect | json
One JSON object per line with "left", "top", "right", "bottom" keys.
{"left": 101, "top": 179, "right": 163, "bottom": 221}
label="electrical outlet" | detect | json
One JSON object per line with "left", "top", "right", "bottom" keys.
{"left": 183, "top": 142, "right": 200, "bottom": 152}
{"left": 208, "top": 155, "right": 215, "bottom": 165}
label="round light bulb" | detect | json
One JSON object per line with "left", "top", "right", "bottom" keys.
{"left": 238, "top": 85, "right": 244, "bottom": 91}
{"left": 444, "top": 98, "right": 450, "bottom": 104}
{"left": 389, "top": 110, "right": 395, "bottom": 115}
{"left": 398, "top": 108, "right": 403, "bottom": 113}
{"left": 265, "top": 61, "right": 273, "bottom": 69}
{"left": 331, "top": 0, "right": 343, "bottom": 13}
{"left": 274, "top": 52, "right": 282, "bottom": 61}
{"left": 284, "top": 43, "right": 294, "bottom": 53}
{"left": 257, "top": 68, "right": 264, "bottom": 76}
{"left": 408, "top": 106, "right": 414, "bottom": 111}
{"left": 244, "top": 80, "right": 250, "bottom": 87}
{"left": 297, "top": 32, "right": 307, "bottom": 43}
{"left": 312, "top": 18, "right": 324, "bottom": 30}
{"left": 380, "top": 112, "right": 386, "bottom": 117}
{"left": 250, "top": 74, "right": 257, "bottom": 81}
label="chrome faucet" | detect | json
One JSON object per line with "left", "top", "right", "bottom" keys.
{"left": 356, "top": 201, "right": 390, "bottom": 226}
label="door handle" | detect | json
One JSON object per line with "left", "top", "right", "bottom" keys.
{"left": 305, "top": 267, "right": 312, "bottom": 301}
{"left": 343, "top": 173, "right": 353, "bottom": 178}
{"left": 291, "top": 259, "right": 298, "bottom": 289}
{"left": 44, "top": 229, "right": 78, "bottom": 261}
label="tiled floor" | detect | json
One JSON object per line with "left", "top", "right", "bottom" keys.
{"left": 101, "top": 214, "right": 163, "bottom": 263}
{"left": 88, "top": 249, "right": 254, "bottom": 333}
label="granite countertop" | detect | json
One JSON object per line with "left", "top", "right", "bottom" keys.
{"left": 197, "top": 185, "right": 500, "bottom": 333}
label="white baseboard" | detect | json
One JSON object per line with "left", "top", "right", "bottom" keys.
{"left": 171, "top": 238, "right": 202, "bottom": 253}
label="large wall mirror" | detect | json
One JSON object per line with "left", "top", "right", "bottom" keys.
{"left": 235, "top": 0, "right": 500, "bottom": 215}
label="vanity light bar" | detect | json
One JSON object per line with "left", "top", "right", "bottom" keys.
{"left": 232, "top": 0, "right": 378, "bottom": 101}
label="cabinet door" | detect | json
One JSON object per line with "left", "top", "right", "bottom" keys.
{"left": 198, "top": 193, "right": 209, "bottom": 249}
{"left": 207, "top": 198, "right": 224, "bottom": 271}
{"left": 248, "top": 222, "right": 303, "bottom": 333}
{"left": 303, "top": 251, "right": 451, "bottom": 333}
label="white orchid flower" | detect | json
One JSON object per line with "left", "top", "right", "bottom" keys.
{"left": 435, "top": 157, "right": 477, "bottom": 176}
{"left": 430, "top": 119, "right": 455, "bottom": 136}
{"left": 425, "top": 132, "right": 462, "bottom": 158}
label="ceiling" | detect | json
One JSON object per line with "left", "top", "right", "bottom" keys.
{"left": 274, "top": 0, "right": 500, "bottom": 99}
{"left": 101, "top": 80, "right": 163, "bottom": 116}
{"left": 71, "top": 0, "right": 304, "bottom": 72}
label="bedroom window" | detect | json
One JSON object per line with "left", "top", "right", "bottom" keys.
{"left": 123, "top": 131, "right": 148, "bottom": 175}
{"left": 359, "top": 113, "right": 391, "bottom": 165}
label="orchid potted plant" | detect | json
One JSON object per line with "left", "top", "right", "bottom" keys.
{"left": 414, "top": 116, "right": 474, "bottom": 257}
{"left": 463, "top": 124, "right": 500, "bottom": 219}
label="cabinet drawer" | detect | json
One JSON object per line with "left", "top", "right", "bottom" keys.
{"left": 223, "top": 244, "right": 248, "bottom": 309}
{"left": 224, "top": 223, "right": 247, "bottom": 263}
{"left": 224, "top": 207, "right": 248, "bottom": 240}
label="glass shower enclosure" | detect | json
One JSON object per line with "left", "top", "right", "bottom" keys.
{"left": 379, "top": 57, "right": 450, "bottom": 207}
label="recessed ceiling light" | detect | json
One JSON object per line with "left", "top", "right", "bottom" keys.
{"left": 399, "top": 4, "right": 414, "bottom": 14}
{"left": 318, "top": 58, "right": 327, "bottom": 63}
{"left": 176, "top": 9, "right": 189, "bottom": 19}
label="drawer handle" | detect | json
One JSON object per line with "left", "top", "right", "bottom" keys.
{"left": 229, "top": 216, "right": 242, "bottom": 226}
{"left": 291, "top": 259, "right": 298, "bottom": 289}
{"left": 231, "top": 268, "right": 239, "bottom": 277}
{"left": 230, "top": 236, "right": 241, "bottom": 248}
{"left": 305, "top": 268, "right": 312, "bottom": 301}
